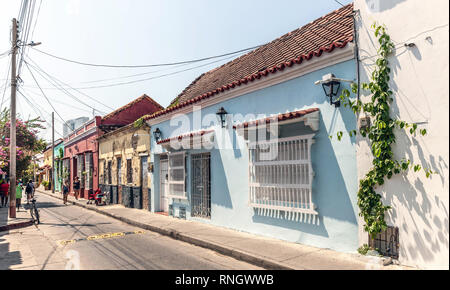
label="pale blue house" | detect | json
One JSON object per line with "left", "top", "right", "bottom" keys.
{"left": 145, "top": 4, "right": 359, "bottom": 253}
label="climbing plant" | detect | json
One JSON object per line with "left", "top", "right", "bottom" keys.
{"left": 133, "top": 117, "right": 145, "bottom": 129}
{"left": 334, "top": 23, "right": 434, "bottom": 239}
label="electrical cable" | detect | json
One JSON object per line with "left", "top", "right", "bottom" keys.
{"left": 0, "top": 58, "right": 12, "bottom": 109}
{"left": 26, "top": 53, "right": 242, "bottom": 90}
{"left": 333, "top": 0, "right": 345, "bottom": 7}
{"left": 23, "top": 58, "right": 110, "bottom": 114}
{"left": 17, "top": 0, "right": 37, "bottom": 77}
{"left": 17, "top": 89, "right": 64, "bottom": 138}
{"left": 24, "top": 56, "right": 113, "bottom": 112}
{"left": 0, "top": 50, "right": 10, "bottom": 57}
{"left": 30, "top": 45, "right": 263, "bottom": 69}
{"left": 29, "top": 0, "right": 42, "bottom": 43}
{"left": 61, "top": 62, "right": 208, "bottom": 85}
{"left": 23, "top": 60, "right": 70, "bottom": 129}
{"left": 20, "top": 86, "right": 94, "bottom": 115}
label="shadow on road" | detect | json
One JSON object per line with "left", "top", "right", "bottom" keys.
{"left": 39, "top": 222, "right": 112, "bottom": 227}
{"left": 23, "top": 202, "right": 66, "bottom": 210}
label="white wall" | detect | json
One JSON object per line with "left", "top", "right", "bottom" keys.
{"left": 355, "top": 0, "right": 449, "bottom": 269}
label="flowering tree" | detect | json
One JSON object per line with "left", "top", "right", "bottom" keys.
{"left": 0, "top": 108, "right": 47, "bottom": 179}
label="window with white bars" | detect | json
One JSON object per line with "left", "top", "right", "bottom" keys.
{"left": 168, "top": 152, "right": 186, "bottom": 199}
{"left": 85, "top": 152, "right": 93, "bottom": 189}
{"left": 249, "top": 134, "right": 318, "bottom": 219}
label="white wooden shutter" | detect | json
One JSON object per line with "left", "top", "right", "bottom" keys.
{"left": 168, "top": 152, "right": 186, "bottom": 199}
{"left": 249, "top": 134, "right": 318, "bottom": 224}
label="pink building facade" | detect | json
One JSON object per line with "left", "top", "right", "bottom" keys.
{"left": 64, "top": 117, "right": 102, "bottom": 198}
{"left": 63, "top": 95, "right": 163, "bottom": 197}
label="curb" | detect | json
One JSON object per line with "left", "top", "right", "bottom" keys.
{"left": 37, "top": 190, "right": 293, "bottom": 270}
{"left": 0, "top": 220, "right": 34, "bottom": 232}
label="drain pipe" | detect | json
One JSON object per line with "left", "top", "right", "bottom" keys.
{"left": 353, "top": 9, "right": 361, "bottom": 102}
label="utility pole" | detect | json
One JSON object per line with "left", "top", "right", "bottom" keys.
{"left": 9, "top": 18, "right": 18, "bottom": 218}
{"left": 52, "top": 112, "right": 55, "bottom": 193}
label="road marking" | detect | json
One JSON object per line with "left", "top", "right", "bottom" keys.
{"left": 58, "top": 230, "right": 145, "bottom": 246}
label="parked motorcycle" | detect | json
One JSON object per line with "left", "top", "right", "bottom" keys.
{"left": 87, "top": 189, "right": 110, "bottom": 206}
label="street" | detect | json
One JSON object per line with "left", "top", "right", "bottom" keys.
{"left": 0, "top": 192, "right": 262, "bottom": 270}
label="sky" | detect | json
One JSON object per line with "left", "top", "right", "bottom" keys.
{"left": 0, "top": 0, "right": 352, "bottom": 142}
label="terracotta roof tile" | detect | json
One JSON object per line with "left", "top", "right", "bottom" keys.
{"left": 102, "top": 94, "right": 164, "bottom": 121}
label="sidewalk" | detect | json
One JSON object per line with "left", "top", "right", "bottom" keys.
{"left": 0, "top": 199, "right": 33, "bottom": 232}
{"left": 37, "top": 188, "right": 411, "bottom": 270}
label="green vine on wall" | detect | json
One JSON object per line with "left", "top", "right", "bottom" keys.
{"left": 335, "top": 23, "right": 435, "bottom": 239}
{"left": 133, "top": 117, "right": 145, "bottom": 129}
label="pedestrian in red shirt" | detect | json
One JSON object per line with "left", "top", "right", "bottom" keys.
{"left": 0, "top": 179, "right": 10, "bottom": 207}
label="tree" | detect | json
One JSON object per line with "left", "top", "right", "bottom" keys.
{"left": 0, "top": 108, "right": 47, "bottom": 179}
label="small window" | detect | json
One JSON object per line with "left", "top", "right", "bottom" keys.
{"left": 85, "top": 152, "right": 93, "bottom": 189}
{"left": 369, "top": 226, "right": 399, "bottom": 259}
{"left": 167, "top": 152, "right": 186, "bottom": 199}
{"left": 107, "top": 160, "right": 112, "bottom": 184}
{"left": 117, "top": 157, "right": 122, "bottom": 185}
{"left": 102, "top": 159, "right": 107, "bottom": 184}
{"left": 127, "top": 159, "right": 132, "bottom": 184}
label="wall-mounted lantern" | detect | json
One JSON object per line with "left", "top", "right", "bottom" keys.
{"left": 153, "top": 128, "right": 162, "bottom": 142}
{"left": 216, "top": 107, "right": 228, "bottom": 128}
{"left": 315, "top": 74, "right": 353, "bottom": 108}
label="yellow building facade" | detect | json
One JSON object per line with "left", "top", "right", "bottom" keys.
{"left": 42, "top": 146, "right": 53, "bottom": 187}
{"left": 98, "top": 123, "right": 151, "bottom": 210}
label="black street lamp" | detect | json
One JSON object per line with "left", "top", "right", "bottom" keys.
{"left": 153, "top": 128, "right": 162, "bottom": 142}
{"left": 216, "top": 107, "right": 228, "bottom": 128}
{"left": 315, "top": 74, "right": 353, "bottom": 108}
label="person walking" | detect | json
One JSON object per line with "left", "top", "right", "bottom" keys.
{"left": 0, "top": 179, "right": 5, "bottom": 207}
{"left": 16, "top": 180, "right": 23, "bottom": 211}
{"left": 62, "top": 180, "right": 69, "bottom": 205}
{"left": 73, "top": 176, "right": 80, "bottom": 200}
{"left": 0, "top": 179, "right": 9, "bottom": 207}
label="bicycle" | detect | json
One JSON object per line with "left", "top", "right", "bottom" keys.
{"left": 29, "top": 198, "right": 40, "bottom": 225}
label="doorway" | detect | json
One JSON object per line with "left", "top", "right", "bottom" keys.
{"left": 72, "top": 157, "right": 77, "bottom": 193}
{"left": 191, "top": 153, "right": 211, "bottom": 219}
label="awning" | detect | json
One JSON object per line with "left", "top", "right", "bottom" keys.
{"left": 157, "top": 130, "right": 215, "bottom": 150}
{"left": 234, "top": 108, "right": 320, "bottom": 131}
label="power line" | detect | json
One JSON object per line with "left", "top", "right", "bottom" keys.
{"left": 20, "top": 88, "right": 65, "bottom": 127}
{"left": 17, "top": 89, "right": 64, "bottom": 138}
{"left": 1, "top": 58, "right": 12, "bottom": 109}
{"left": 26, "top": 53, "right": 241, "bottom": 90}
{"left": 20, "top": 86, "right": 94, "bottom": 115}
{"left": 17, "top": 0, "right": 36, "bottom": 77}
{"left": 0, "top": 51, "right": 10, "bottom": 58}
{"left": 30, "top": 45, "right": 263, "bottom": 68}
{"left": 23, "top": 58, "right": 109, "bottom": 114}
{"left": 24, "top": 56, "right": 113, "bottom": 112}
{"left": 333, "top": 0, "right": 345, "bottom": 7}
{"left": 23, "top": 60, "right": 70, "bottom": 128}
{"left": 62, "top": 62, "right": 200, "bottom": 85}
{"left": 19, "top": 88, "right": 66, "bottom": 138}
{"left": 30, "top": 0, "right": 42, "bottom": 42}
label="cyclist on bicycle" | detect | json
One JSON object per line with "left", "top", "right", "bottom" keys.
{"left": 25, "top": 180, "right": 34, "bottom": 204}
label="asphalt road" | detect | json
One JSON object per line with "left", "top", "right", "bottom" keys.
{"left": 2, "top": 192, "right": 262, "bottom": 270}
